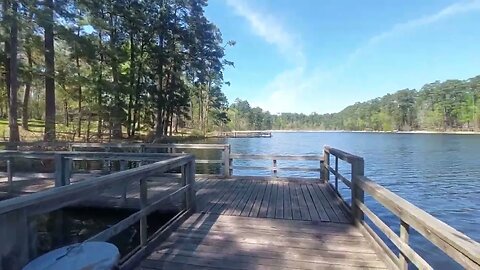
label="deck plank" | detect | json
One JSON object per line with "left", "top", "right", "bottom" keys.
{"left": 311, "top": 183, "right": 341, "bottom": 223}
{"left": 140, "top": 213, "right": 388, "bottom": 270}
{"left": 289, "top": 182, "right": 302, "bottom": 220}
{"left": 295, "top": 183, "right": 311, "bottom": 221}
{"left": 240, "top": 180, "right": 263, "bottom": 217}
{"left": 283, "top": 182, "right": 293, "bottom": 220}
{"left": 275, "top": 181, "right": 284, "bottom": 219}
{"left": 266, "top": 182, "right": 278, "bottom": 218}
{"left": 258, "top": 182, "right": 272, "bottom": 218}
{"left": 306, "top": 183, "right": 330, "bottom": 222}
{"left": 248, "top": 181, "right": 267, "bottom": 217}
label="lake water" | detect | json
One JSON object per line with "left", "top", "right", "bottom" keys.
{"left": 204, "top": 132, "right": 480, "bottom": 269}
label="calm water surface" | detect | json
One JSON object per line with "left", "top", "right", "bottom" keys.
{"left": 206, "top": 132, "right": 480, "bottom": 269}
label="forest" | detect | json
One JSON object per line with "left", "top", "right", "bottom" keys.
{"left": 1, "top": 0, "right": 233, "bottom": 142}
{"left": 2, "top": 1, "right": 480, "bottom": 144}
{"left": 227, "top": 76, "right": 480, "bottom": 132}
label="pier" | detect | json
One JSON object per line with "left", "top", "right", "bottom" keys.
{"left": 220, "top": 131, "right": 272, "bottom": 138}
{"left": 0, "top": 143, "right": 479, "bottom": 269}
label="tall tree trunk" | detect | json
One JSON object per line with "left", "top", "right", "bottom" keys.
{"left": 8, "top": 0, "right": 20, "bottom": 144}
{"left": 110, "top": 14, "right": 122, "bottom": 139}
{"left": 97, "top": 30, "right": 104, "bottom": 139}
{"left": 126, "top": 32, "right": 135, "bottom": 138}
{"left": 22, "top": 12, "right": 34, "bottom": 130}
{"left": 22, "top": 83, "right": 31, "bottom": 130}
{"left": 43, "top": 0, "right": 56, "bottom": 142}
{"left": 76, "top": 27, "right": 82, "bottom": 137}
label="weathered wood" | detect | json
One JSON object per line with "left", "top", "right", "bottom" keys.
{"left": 351, "top": 158, "right": 365, "bottom": 224}
{"left": 223, "top": 145, "right": 231, "bottom": 177}
{"left": 356, "top": 200, "right": 431, "bottom": 269}
{"left": 7, "top": 158, "right": 13, "bottom": 193}
{"left": 324, "top": 146, "right": 363, "bottom": 164}
{"left": 140, "top": 213, "right": 388, "bottom": 270}
{"left": 0, "top": 155, "right": 193, "bottom": 215}
{"left": 140, "top": 178, "right": 148, "bottom": 246}
{"left": 356, "top": 175, "right": 480, "bottom": 269}
{"left": 230, "top": 154, "right": 324, "bottom": 161}
{"left": 399, "top": 220, "right": 410, "bottom": 270}
{"left": 322, "top": 147, "right": 330, "bottom": 183}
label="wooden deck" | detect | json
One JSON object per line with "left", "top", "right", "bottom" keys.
{"left": 138, "top": 178, "right": 387, "bottom": 269}
{"left": 195, "top": 178, "right": 350, "bottom": 223}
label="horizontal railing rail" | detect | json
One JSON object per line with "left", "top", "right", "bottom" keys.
{"left": 322, "top": 146, "right": 480, "bottom": 269}
{"left": 0, "top": 154, "right": 196, "bottom": 269}
{"left": 230, "top": 154, "right": 324, "bottom": 179}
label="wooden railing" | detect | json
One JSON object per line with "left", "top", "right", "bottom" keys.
{"left": 0, "top": 151, "right": 185, "bottom": 191}
{"left": 0, "top": 154, "right": 196, "bottom": 270}
{"left": 230, "top": 154, "right": 324, "bottom": 179}
{"left": 322, "top": 146, "right": 480, "bottom": 269}
{"left": 70, "top": 143, "right": 230, "bottom": 176}
{"left": 0, "top": 142, "right": 231, "bottom": 176}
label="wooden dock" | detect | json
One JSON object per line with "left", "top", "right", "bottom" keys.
{"left": 138, "top": 178, "right": 387, "bottom": 269}
{"left": 1, "top": 143, "right": 479, "bottom": 270}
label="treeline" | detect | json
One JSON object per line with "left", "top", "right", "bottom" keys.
{"left": 0, "top": 0, "right": 233, "bottom": 142}
{"left": 228, "top": 76, "right": 480, "bottom": 132}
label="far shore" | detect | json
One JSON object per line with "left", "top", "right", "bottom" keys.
{"left": 232, "top": 130, "right": 480, "bottom": 135}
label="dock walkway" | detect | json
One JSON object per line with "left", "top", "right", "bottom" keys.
{"left": 138, "top": 178, "right": 388, "bottom": 269}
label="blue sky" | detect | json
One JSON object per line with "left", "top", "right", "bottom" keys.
{"left": 205, "top": 0, "right": 480, "bottom": 114}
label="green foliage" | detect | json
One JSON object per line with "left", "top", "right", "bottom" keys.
{"left": 1, "top": 0, "right": 234, "bottom": 141}
{"left": 228, "top": 76, "right": 480, "bottom": 132}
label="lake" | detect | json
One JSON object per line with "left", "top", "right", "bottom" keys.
{"left": 203, "top": 132, "right": 480, "bottom": 269}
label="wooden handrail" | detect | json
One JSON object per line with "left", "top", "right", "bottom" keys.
{"left": 229, "top": 154, "right": 324, "bottom": 178}
{"left": 230, "top": 154, "right": 324, "bottom": 161}
{"left": 357, "top": 175, "right": 480, "bottom": 269}
{"left": 0, "top": 154, "right": 196, "bottom": 269}
{"left": 323, "top": 146, "right": 480, "bottom": 269}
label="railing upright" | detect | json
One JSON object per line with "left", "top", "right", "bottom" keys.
{"left": 139, "top": 177, "right": 148, "bottom": 247}
{"left": 223, "top": 145, "right": 231, "bottom": 177}
{"left": 322, "top": 148, "right": 330, "bottom": 183}
{"left": 351, "top": 157, "right": 365, "bottom": 224}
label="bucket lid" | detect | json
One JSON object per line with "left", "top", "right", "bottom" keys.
{"left": 23, "top": 242, "right": 120, "bottom": 270}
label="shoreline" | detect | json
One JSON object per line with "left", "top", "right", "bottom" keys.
{"left": 234, "top": 130, "right": 480, "bottom": 135}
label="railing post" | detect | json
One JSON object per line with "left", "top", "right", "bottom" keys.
{"left": 351, "top": 158, "right": 365, "bottom": 225}
{"left": 7, "top": 157, "right": 13, "bottom": 193}
{"left": 139, "top": 177, "right": 148, "bottom": 247}
{"left": 120, "top": 160, "right": 127, "bottom": 203}
{"left": 54, "top": 154, "right": 66, "bottom": 187}
{"left": 64, "top": 158, "right": 72, "bottom": 185}
{"left": 399, "top": 220, "right": 410, "bottom": 269}
{"left": 273, "top": 159, "right": 277, "bottom": 177}
{"left": 322, "top": 148, "right": 330, "bottom": 183}
{"left": 335, "top": 156, "right": 339, "bottom": 191}
{"left": 182, "top": 160, "right": 197, "bottom": 212}
{"left": 223, "top": 145, "right": 231, "bottom": 178}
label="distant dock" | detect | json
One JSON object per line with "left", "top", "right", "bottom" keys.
{"left": 221, "top": 131, "right": 272, "bottom": 138}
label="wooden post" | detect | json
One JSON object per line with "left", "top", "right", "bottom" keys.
{"left": 223, "top": 145, "right": 231, "bottom": 178}
{"left": 54, "top": 154, "right": 66, "bottom": 187}
{"left": 120, "top": 160, "right": 127, "bottom": 203}
{"left": 335, "top": 156, "right": 339, "bottom": 191}
{"left": 351, "top": 158, "right": 365, "bottom": 225}
{"left": 273, "top": 159, "right": 277, "bottom": 177}
{"left": 139, "top": 178, "right": 148, "bottom": 247}
{"left": 322, "top": 148, "right": 330, "bottom": 183}
{"left": 182, "top": 161, "right": 196, "bottom": 212}
{"left": 399, "top": 219, "right": 410, "bottom": 269}
{"left": 7, "top": 158, "right": 13, "bottom": 193}
{"left": 63, "top": 158, "right": 72, "bottom": 185}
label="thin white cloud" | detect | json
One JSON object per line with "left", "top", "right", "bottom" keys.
{"left": 344, "top": 0, "right": 480, "bottom": 68}
{"left": 225, "top": 0, "right": 305, "bottom": 65}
